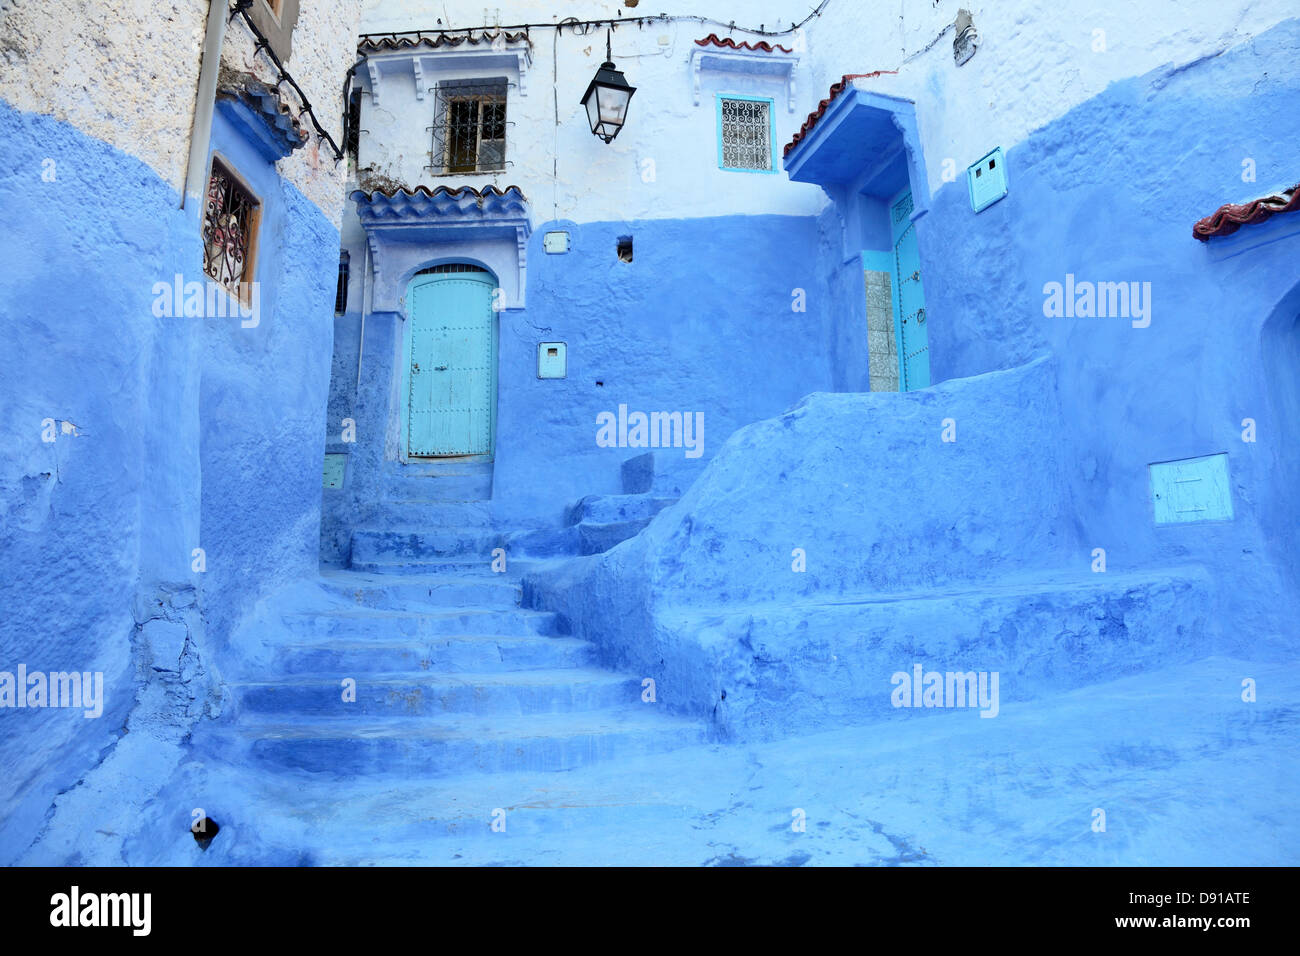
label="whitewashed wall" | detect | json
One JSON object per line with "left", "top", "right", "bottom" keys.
{"left": 0, "top": 0, "right": 362, "bottom": 223}
{"left": 798, "top": 0, "right": 1299, "bottom": 197}
{"left": 357, "top": 0, "right": 1299, "bottom": 218}
{"left": 354, "top": 0, "right": 828, "bottom": 222}
{"left": 222, "top": 2, "right": 364, "bottom": 224}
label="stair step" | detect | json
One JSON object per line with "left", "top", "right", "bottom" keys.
{"left": 279, "top": 607, "right": 559, "bottom": 639}
{"left": 659, "top": 567, "right": 1213, "bottom": 739}
{"left": 350, "top": 529, "right": 507, "bottom": 563}
{"left": 229, "top": 708, "right": 705, "bottom": 776}
{"left": 276, "top": 634, "right": 596, "bottom": 674}
{"left": 504, "top": 525, "right": 580, "bottom": 558}
{"left": 368, "top": 500, "right": 494, "bottom": 528}
{"left": 349, "top": 558, "right": 546, "bottom": 577}
{"left": 566, "top": 494, "right": 677, "bottom": 526}
{"left": 578, "top": 519, "right": 652, "bottom": 555}
{"left": 317, "top": 572, "right": 521, "bottom": 609}
{"left": 384, "top": 464, "right": 492, "bottom": 502}
{"left": 233, "top": 669, "right": 642, "bottom": 718}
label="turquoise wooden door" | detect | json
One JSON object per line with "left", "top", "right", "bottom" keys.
{"left": 891, "top": 187, "right": 930, "bottom": 390}
{"left": 406, "top": 271, "right": 496, "bottom": 457}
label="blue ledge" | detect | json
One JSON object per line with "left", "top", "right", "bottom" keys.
{"left": 783, "top": 87, "right": 921, "bottom": 188}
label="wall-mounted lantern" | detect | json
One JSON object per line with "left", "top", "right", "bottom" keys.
{"left": 580, "top": 29, "right": 637, "bottom": 143}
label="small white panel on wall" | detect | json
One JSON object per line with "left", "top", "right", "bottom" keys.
{"left": 537, "top": 342, "right": 567, "bottom": 379}
{"left": 967, "top": 147, "right": 1008, "bottom": 213}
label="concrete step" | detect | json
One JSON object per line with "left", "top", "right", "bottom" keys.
{"left": 384, "top": 462, "right": 492, "bottom": 502}
{"left": 348, "top": 558, "right": 546, "bottom": 576}
{"left": 275, "top": 634, "right": 597, "bottom": 675}
{"left": 578, "top": 519, "right": 652, "bottom": 555}
{"left": 368, "top": 499, "right": 494, "bottom": 529}
{"left": 232, "top": 669, "right": 643, "bottom": 718}
{"left": 318, "top": 570, "right": 521, "bottom": 609}
{"left": 504, "top": 525, "right": 580, "bottom": 558}
{"left": 565, "top": 494, "right": 677, "bottom": 526}
{"left": 350, "top": 529, "right": 507, "bottom": 564}
{"left": 279, "top": 607, "right": 559, "bottom": 640}
{"left": 657, "top": 567, "right": 1214, "bottom": 739}
{"left": 229, "top": 708, "right": 705, "bottom": 776}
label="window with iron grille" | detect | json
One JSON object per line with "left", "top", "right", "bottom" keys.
{"left": 430, "top": 78, "right": 508, "bottom": 174}
{"left": 718, "top": 96, "right": 774, "bottom": 173}
{"left": 202, "top": 157, "right": 260, "bottom": 300}
{"left": 335, "top": 252, "right": 350, "bottom": 314}
{"left": 345, "top": 88, "right": 363, "bottom": 164}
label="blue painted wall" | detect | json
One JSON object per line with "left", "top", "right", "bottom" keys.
{"left": 824, "top": 18, "right": 1300, "bottom": 637}
{"left": 325, "top": 213, "right": 835, "bottom": 536}
{"left": 199, "top": 109, "right": 338, "bottom": 652}
{"left": 526, "top": 20, "right": 1300, "bottom": 740}
{"left": 0, "top": 101, "right": 340, "bottom": 862}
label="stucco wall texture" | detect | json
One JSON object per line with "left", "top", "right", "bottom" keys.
{"left": 0, "top": 0, "right": 359, "bottom": 224}
{"left": 0, "top": 1, "right": 362, "bottom": 863}
{"left": 525, "top": 15, "right": 1300, "bottom": 740}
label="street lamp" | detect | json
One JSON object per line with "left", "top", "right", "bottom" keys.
{"left": 580, "top": 29, "right": 636, "bottom": 144}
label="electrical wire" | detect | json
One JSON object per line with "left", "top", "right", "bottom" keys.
{"left": 357, "top": 0, "right": 834, "bottom": 44}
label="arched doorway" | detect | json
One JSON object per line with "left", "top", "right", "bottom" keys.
{"left": 403, "top": 264, "right": 497, "bottom": 458}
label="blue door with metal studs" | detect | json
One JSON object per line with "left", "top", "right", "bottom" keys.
{"left": 891, "top": 187, "right": 930, "bottom": 390}
{"left": 405, "top": 268, "right": 496, "bottom": 457}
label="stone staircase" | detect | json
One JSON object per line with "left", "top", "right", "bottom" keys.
{"left": 204, "top": 456, "right": 701, "bottom": 780}
{"left": 348, "top": 453, "right": 679, "bottom": 572}
{"left": 208, "top": 567, "right": 704, "bottom": 777}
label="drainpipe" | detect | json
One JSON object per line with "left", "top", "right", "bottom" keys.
{"left": 181, "top": 0, "right": 229, "bottom": 211}
{"left": 355, "top": 240, "right": 369, "bottom": 400}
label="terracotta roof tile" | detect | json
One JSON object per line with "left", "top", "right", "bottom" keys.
{"left": 1192, "top": 183, "right": 1300, "bottom": 241}
{"left": 694, "top": 33, "right": 793, "bottom": 54}
{"left": 783, "top": 71, "right": 897, "bottom": 158}
{"left": 358, "top": 30, "right": 530, "bottom": 52}
{"left": 352, "top": 183, "right": 526, "bottom": 202}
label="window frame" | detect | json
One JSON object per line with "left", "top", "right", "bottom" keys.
{"left": 439, "top": 90, "right": 507, "bottom": 175}
{"left": 335, "top": 252, "right": 350, "bottom": 315}
{"left": 202, "top": 152, "right": 263, "bottom": 307}
{"left": 247, "top": 0, "right": 300, "bottom": 63}
{"left": 716, "top": 93, "right": 777, "bottom": 175}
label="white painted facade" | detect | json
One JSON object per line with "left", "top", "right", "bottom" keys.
{"left": 800, "top": 0, "right": 1300, "bottom": 197}
{"left": 350, "top": 2, "right": 827, "bottom": 226}
{"left": 354, "top": 0, "right": 1299, "bottom": 217}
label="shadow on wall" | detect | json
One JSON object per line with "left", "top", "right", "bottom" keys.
{"left": 1259, "top": 278, "right": 1300, "bottom": 590}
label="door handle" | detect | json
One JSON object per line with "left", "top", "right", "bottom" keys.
{"left": 434, "top": 364, "right": 448, "bottom": 371}
{"left": 412, "top": 362, "right": 420, "bottom": 372}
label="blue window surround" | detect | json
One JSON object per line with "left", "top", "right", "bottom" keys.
{"left": 716, "top": 93, "right": 777, "bottom": 175}
{"left": 205, "top": 109, "right": 281, "bottom": 313}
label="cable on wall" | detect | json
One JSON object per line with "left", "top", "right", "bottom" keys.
{"left": 229, "top": 0, "right": 346, "bottom": 162}
{"left": 356, "top": 0, "right": 834, "bottom": 45}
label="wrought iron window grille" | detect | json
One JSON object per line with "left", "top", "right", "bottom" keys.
{"left": 335, "top": 252, "right": 350, "bottom": 313}
{"left": 202, "top": 157, "right": 261, "bottom": 301}
{"left": 719, "top": 96, "right": 773, "bottom": 172}
{"left": 415, "top": 263, "right": 492, "bottom": 275}
{"left": 427, "top": 79, "right": 511, "bottom": 175}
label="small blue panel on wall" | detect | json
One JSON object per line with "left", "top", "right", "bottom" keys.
{"left": 967, "top": 147, "right": 1008, "bottom": 212}
{"left": 1150, "top": 453, "right": 1233, "bottom": 524}
{"left": 538, "top": 342, "right": 567, "bottom": 379}
{"left": 322, "top": 453, "right": 347, "bottom": 490}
